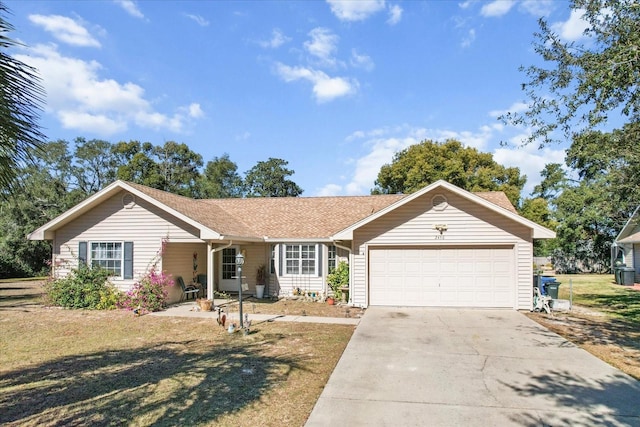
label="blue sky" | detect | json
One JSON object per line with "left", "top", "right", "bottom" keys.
{"left": 8, "top": 0, "right": 590, "bottom": 198}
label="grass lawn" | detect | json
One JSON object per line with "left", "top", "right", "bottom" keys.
{"left": 526, "top": 273, "right": 640, "bottom": 380}
{"left": 0, "top": 280, "right": 354, "bottom": 426}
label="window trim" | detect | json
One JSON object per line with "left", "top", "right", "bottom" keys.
{"left": 283, "top": 243, "right": 318, "bottom": 276}
{"left": 328, "top": 245, "right": 337, "bottom": 273}
{"left": 89, "top": 241, "right": 124, "bottom": 279}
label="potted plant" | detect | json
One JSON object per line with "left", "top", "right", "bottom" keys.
{"left": 327, "top": 261, "right": 349, "bottom": 303}
{"left": 255, "top": 264, "right": 266, "bottom": 299}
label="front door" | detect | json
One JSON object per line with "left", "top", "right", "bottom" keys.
{"left": 219, "top": 247, "right": 240, "bottom": 292}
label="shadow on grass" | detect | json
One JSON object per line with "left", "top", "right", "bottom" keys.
{"left": 503, "top": 369, "right": 640, "bottom": 426}
{"left": 0, "top": 282, "right": 43, "bottom": 309}
{"left": 0, "top": 337, "right": 307, "bottom": 426}
{"left": 580, "top": 290, "right": 640, "bottom": 322}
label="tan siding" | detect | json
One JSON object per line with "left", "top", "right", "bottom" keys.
{"left": 52, "top": 190, "right": 202, "bottom": 293}
{"left": 352, "top": 253, "right": 366, "bottom": 306}
{"left": 516, "top": 241, "right": 533, "bottom": 309}
{"left": 352, "top": 189, "right": 533, "bottom": 308}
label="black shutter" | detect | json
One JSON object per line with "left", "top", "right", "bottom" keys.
{"left": 124, "top": 242, "right": 134, "bottom": 279}
{"left": 78, "top": 241, "right": 87, "bottom": 266}
{"left": 279, "top": 244, "right": 284, "bottom": 275}
{"left": 317, "top": 244, "right": 322, "bottom": 277}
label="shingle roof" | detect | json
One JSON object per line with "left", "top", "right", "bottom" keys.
{"left": 126, "top": 182, "right": 518, "bottom": 239}
{"left": 474, "top": 192, "right": 518, "bottom": 213}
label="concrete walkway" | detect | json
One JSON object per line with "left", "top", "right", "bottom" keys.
{"left": 150, "top": 301, "right": 360, "bottom": 325}
{"left": 306, "top": 307, "right": 640, "bottom": 427}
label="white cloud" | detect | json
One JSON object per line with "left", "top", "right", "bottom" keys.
{"left": 275, "top": 63, "right": 357, "bottom": 103}
{"left": 551, "top": 8, "right": 589, "bottom": 41}
{"left": 387, "top": 4, "right": 403, "bottom": 25}
{"left": 316, "top": 183, "right": 343, "bottom": 196}
{"left": 520, "top": 0, "right": 554, "bottom": 17}
{"left": 185, "top": 13, "right": 210, "bottom": 27}
{"left": 461, "top": 28, "right": 476, "bottom": 48}
{"left": 258, "top": 28, "right": 291, "bottom": 49}
{"left": 489, "top": 101, "right": 529, "bottom": 118}
{"left": 320, "top": 115, "right": 563, "bottom": 196}
{"left": 326, "top": 0, "right": 386, "bottom": 22}
{"left": 304, "top": 27, "right": 339, "bottom": 67}
{"left": 187, "top": 103, "right": 204, "bottom": 118}
{"left": 494, "top": 144, "right": 566, "bottom": 195}
{"left": 115, "top": 0, "right": 145, "bottom": 19}
{"left": 58, "top": 110, "right": 126, "bottom": 134}
{"left": 15, "top": 43, "right": 200, "bottom": 136}
{"left": 29, "top": 14, "right": 101, "bottom": 48}
{"left": 480, "top": 0, "right": 516, "bottom": 17}
{"left": 350, "top": 49, "right": 374, "bottom": 71}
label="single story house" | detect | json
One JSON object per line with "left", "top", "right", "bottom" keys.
{"left": 612, "top": 205, "right": 640, "bottom": 283}
{"left": 29, "top": 179, "right": 555, "bottom": 309}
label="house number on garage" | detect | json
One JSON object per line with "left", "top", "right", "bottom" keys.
{"left": 433, "top": 224, "right": 447, "bottom": 240}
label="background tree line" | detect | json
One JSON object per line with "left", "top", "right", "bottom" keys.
{"left": 0, "top": 138, "right": 302, "bottom": 278}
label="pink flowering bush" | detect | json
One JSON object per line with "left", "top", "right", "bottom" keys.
{"left": 118, "top": 268, "right": 174, "bottom": 314}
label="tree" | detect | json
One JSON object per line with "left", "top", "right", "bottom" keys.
{"left": 113, "top": 140, "right": 203, "bottom": 197}
{"left": 0, "top": 141, "right": 79, "bottom": 278}
{"left": 72, "top": 137, "right": 117, "bottom": 195}
{"left": 501, "top": 0, "right": 640, "bottom": 146}
{"left": 199, "top": 154, "right": 244, "bottom": 198}
{"left": 372, "top": 139, "right": 527, "bottom": 207}
{"left": 541, "top": 124, "right": 640, "bottom": 272}
{"left": 113, "top": 140, "right": 163, "bottom": 188}
{"left": 244, "top": 158, "right": 303, "bottom": 197}
{"left": 531, "top": 163, "right": 567, "bottom": 202}
{"left": 0, "top": 4, "right": 46, "bottom": 193}
{"left": 152, "top": 141, "right": 203, "bottom": 197}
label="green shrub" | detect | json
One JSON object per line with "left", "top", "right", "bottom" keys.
{"left": 327, "top": 261, "right": 349, "bottom": 300}
{"left": 45, "top": 265, "right": 119, "bottom": 309}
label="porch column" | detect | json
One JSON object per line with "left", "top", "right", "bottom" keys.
{"left": 207, "top": 242, "right": 214, "bottom": 301}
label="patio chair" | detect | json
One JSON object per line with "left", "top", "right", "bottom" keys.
{"left": 197, "top": 274, "right": 207, "bottom": 298}
{"left": 177, "top": 276, "right": 199, "bottom": 302}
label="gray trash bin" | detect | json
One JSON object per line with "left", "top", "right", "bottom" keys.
{"left": 621, "top": 267, "right": 636, "bottom": 286}
{"left": 545, "top": 282, "right": 560, "bottom": 299}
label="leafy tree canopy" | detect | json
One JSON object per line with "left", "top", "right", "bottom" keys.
{"left": 244, "top": 158, "right": 303, "bottom": 197}
{"left": 199, "top": 153, "right": 244, "bottom": 198}
{"left": 372, "top": 139, "right": 526, "bottom": 207}
{"left": 501, "top": 0, "right": 640, "bottom": 146}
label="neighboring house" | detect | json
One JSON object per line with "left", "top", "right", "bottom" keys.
{"left": 612, "top": 205, "right": 640, "bottom": 283}
{"left": 29, "top": 180, "right": 555, "bottom": 310}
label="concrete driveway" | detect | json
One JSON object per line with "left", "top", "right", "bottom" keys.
{"left": 306, "top": 307, "right": 640, "bottom": 426}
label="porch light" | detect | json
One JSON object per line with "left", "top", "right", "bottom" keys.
{"left": 235, "top": 252, "right": 245, "bottom": 266}
{"left": 236, "top": 252, "right": 245, "bottom": 328}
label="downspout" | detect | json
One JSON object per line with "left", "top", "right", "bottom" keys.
{"left": 208, "top": 240, "right": 233, "bottom": 300}
{"left": 333, "top": 241, "right": 353, "bottom": 305}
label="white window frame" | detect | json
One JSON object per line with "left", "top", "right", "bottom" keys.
{"left": 328, "top": 245, "right": 337, "bottom": 273}
{"left": 284, "top": 244, "right": 317, "bottom": 276}
{"left": 89, "top": 241, "right": 124, "bottom": 278}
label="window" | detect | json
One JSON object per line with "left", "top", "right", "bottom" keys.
{"left": 90, "top": 242, "right": 122, "bottom": 277}
{"left": 222, "top": 248, "right": 237, "bottom": 280}
{"left": 285, "top": 244, "right": 317, "bottom": 275}
{"left": 328, "top": 245, "right": 337, "bottom": 273}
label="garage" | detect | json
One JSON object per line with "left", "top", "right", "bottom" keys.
{"left": 368, "top": 246, "right": 515, "bottom": 307}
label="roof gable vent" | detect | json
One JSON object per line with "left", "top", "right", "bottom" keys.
{"left": 122, "top": 193, "right": 136, "bottom": 209}
{"left": 431, "top": 194, "right": 448, "bottom": 211}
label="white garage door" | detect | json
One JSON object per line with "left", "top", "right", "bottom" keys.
{"left": 369, "top": 246, "right": 514, "bottom": 307}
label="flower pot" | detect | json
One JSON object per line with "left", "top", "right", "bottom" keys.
{"left": 197, "top": 298, "right": 213, "bottom": 311}
{"left": 327, "top": 297, "right": 335, "bottom": 305}
{"left": 255, "top": 284, "right": 265, "bottom": 299}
